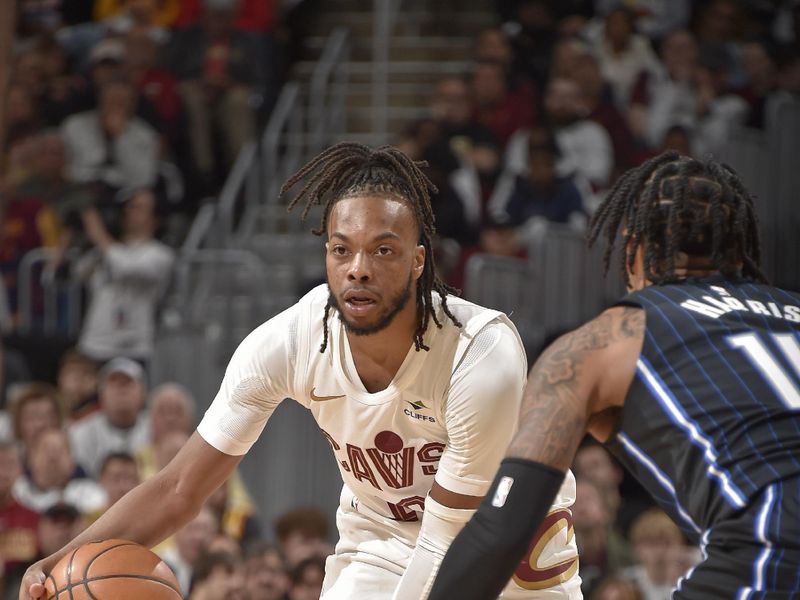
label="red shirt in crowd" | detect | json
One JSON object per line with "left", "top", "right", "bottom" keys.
{"left": 0, "top": 499, "right": 39, "bottom": 572}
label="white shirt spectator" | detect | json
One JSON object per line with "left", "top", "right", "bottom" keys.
{"left": 69, "top": 410, "right": 150, "bottom": 478}
{"left": 77, "top": 239, "right": 175, "bottom": 361}
{"left": 506, "top": 121, "right": 614, "bottom": 190}
{"left": 61, "top": 110, "right": 159, "bottom": 189}
{"left": 13, "top": 475, "right": 107, "bottom": 515}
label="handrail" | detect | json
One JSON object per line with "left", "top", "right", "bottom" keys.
{"left": 217, "top": 140, "right": 257, "bottom": 243}
{"left": 17, "top": 247, "right": 82, "bottom": 336}
{"left": 310, "top": 27, "right": 350, "bottom": 154}
{"left": 372, "top": 0, "right": 401, "bottom": 144}
{"left": 262, "top": 81, "right": 302, "bottom": 206}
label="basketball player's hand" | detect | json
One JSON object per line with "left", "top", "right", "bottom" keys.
{"left": 19, "top": 561, "right": 47, "bottom": 600}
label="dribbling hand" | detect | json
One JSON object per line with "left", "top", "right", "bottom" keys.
{"left": 19, "top": 562, "right": 47, "bottom": 600}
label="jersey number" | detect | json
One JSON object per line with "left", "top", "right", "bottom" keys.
{"left": 728, "top": 332, "right": 800, "bottom": 410}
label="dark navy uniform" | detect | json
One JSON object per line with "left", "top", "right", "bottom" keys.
{"left": 607, "top": 277, "right": 800, "bottom": 599}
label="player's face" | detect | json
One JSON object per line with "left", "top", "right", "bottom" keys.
{"left": 326, "top": 194, "right": 425, "bottom": 336}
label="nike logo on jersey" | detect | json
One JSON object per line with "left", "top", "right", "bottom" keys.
{"left": 310, "top": 387, "right": 346, "bottom": 402}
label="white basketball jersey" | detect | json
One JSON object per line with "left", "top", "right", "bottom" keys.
{"left": 293, "top": 284, "right": 528, "bottom": 522}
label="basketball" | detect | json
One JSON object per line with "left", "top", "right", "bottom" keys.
{"left": 44, "top": 539, "right": 182, "bottom": 600}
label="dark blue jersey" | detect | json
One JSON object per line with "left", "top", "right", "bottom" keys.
{"left": 605, "top": 278, "right": 800, "bottom": 544}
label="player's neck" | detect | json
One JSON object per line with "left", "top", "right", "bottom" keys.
{"left": 346, "top": 305, "right": 419, "bottom": 389}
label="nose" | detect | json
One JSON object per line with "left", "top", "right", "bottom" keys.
{"left": 347, "top": 250, "right": 372, "bottom": 282}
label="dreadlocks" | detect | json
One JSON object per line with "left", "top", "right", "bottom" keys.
{"left": 280, "top": 142, "right": 461, "bottom": 353}
{"left": 588, "top": 151, "right": 767, "bottom": 287}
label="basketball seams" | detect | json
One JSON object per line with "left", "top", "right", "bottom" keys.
{"left": 54, "top": 542, "right": 136, "bottom": 597}
{"left": 65, "top": 547, "right": 79, "bottom": 600}
{"left": 51, "top": 541, "right": 180, "bottom": 598}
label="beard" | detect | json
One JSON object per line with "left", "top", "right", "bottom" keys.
{"left": 328, "top": 273, "right": 414, "bottom": 336}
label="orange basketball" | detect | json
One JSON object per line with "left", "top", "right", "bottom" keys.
{"left": 44, "top": 539, "right": 182, "bottom": 600}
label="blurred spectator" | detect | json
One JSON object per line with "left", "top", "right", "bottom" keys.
{"left": 422, "top": 76, "right": 497, "bottom": 189}
{"left": 136, "top": 383, "right": 194, "bottom": 477}
{"left": 96, "top": 0, "right": 174, "bottom": 43}
{"left": 471, "top": 60, "right": 537, "bottom": 148}
{"left": 694, "top": 0, "right": 744, "bottom": 47}
{"left": 688, "top": 46, "right": 749, "bottom": 156}
{"left": 166, "top": 0, "right": 263, "bottom": 184}
{"left": 68, "top": 357, "right": 150, "bottom": 477}
{"left": 123, "top": 30, "right": 183, "bottom": 146}
{"left": 11, "top": 131, "right": 69, "bottom": 210}
{"left": 13, "top": 428, "right": 107, "bottom": 514}
{"left": 274, "top": 507, "right": 332, "bottom": 570}
{"left": 189, "top": 551, "right": 247, "bottom": 600}
{"left": 175, "top": 0, "right": 278, "bottom": 32}
{"left": 571, "top": 51, "right": 639, "bottom": 171}
{"left": 504, "top": 0, "right": 559, "bottom": 88}
{"left": 507, "top": 77, "right": 614, "bottom": 191}
{"left": 448, "top": 137, "right": 512, "bottom": 235}
{"left": 16, "top": 0, "right": 93, "bottom": 38}
{"left": 207, "top": 476, "right": 261, "bottom": 548}
{"left": 9, "top": 383, "right": 64, "bottom": 456}
{"left": 159, "top": 504, "right": 219, "bottom": 594}
{"left": 244, "top": 542, "right": 290, "bottom": 600}
{"left": 572, "top": 478, "right": 634, "bottom": 597}
{"left": 0, "top": 136, "right": 62, "bottom": 318}
{"left": 97, "top": 451, "right": 140, "bottom": 508}
{"left": 207, "top": 532, "right": 242, "bottom": 556}
{"left": 61, "top": 76, "right": 159, "bottom": 190}
{"left": 622, "top": 509, "right": 698, "bottom": 600}
{"left": 573, "top": 442, "right": 623, "bottom": 519}
{"left": 95, "top": 0, "right": 179, "bottom": 27}
{"left": 35, "top": 502, "right": 85, "bottom": 561}
{"left": 73, "top": 188, "right": 175, "bottom": 364}
{"left": 501, "top": 137, "right": 586, "bottom": 242}
{"left": 739, "top": 40, "right": 779, "bottom": 128}
{"left": 660, "top": 124, "right": 693, "bottom": 156}
{"left": 632, "top": 29, "right": 699, "bottom": 147}
{"left": 0, "top": 441, "right": 39, "bottom": 590}
{"left": 287, "top": 555, "right": 325, "bottom": 600}
{"left": 592, "top": 0, "right": 690, "bottom": 42}
{"left": 56, "top": 349, "right": 99, "bottom": 422}
{"left": 593, "top": 7, "right": 661, "bottom": 110}
{"left": 4, "top": 84, "right": 42, "bottom": 147}
{"left": 0, "top": 342, "right": 32, "bottom": 411}
{"left": 590, "top": 575, "right": 643, "bottom": 600}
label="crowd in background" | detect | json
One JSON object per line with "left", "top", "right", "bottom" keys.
{"left": 0, "top": 350, "right": 332, "bottom": 600}
{"left": 399, "top": 0, "right": 799, "bottom": 288}
{"left": 1, "top": 0, "right": 799, "bottom": 599}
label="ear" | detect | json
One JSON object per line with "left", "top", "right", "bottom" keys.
{"left": 413, "top": 244, "right": 425, "bottom": 281}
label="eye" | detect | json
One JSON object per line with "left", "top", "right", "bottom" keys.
{"left": 376, "top": 246, "right": 394, "bottom": 256}
{"left": 331, "top": 245, "right": 348, "bottom": 256}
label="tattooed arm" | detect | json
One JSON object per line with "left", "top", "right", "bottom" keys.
{"left": 508, "top": 304, "right": 645, "bottom": 468}
{"left": 426, "top": 306, "right": 644, "bottom": 600}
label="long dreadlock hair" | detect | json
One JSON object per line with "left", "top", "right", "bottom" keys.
{"left": 588, "top": 151, "right": 767, "bottom": 287}
{"left": 280, "top": 142, "right": 461, "bottom": 353}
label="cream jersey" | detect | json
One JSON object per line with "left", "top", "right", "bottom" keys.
{"left": 198, "top": 284, "right": 574, "bottom": 526}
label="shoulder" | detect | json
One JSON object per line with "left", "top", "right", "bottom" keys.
{"left": 548, "top": 305, "right": 645, "bottom": 359}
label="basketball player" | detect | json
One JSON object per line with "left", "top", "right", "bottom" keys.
{"left": 428, "top": 152, "right": 800, "bottom": 599}
{"left": 20, "top": 144, "right": 581, "bottom": 599}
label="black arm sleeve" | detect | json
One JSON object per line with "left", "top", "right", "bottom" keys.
{"left": 427, "top": 458, "right": 565, "bottom": 600}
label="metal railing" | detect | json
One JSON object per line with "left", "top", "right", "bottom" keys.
{"left": 17, "top": 248, "right": 83, "bottom": 336}
{"left": 309, "top": 27, "right": 350, "bottom": 155}
{"left": 372, "top": 0, "right": 402, "bottom": 143}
